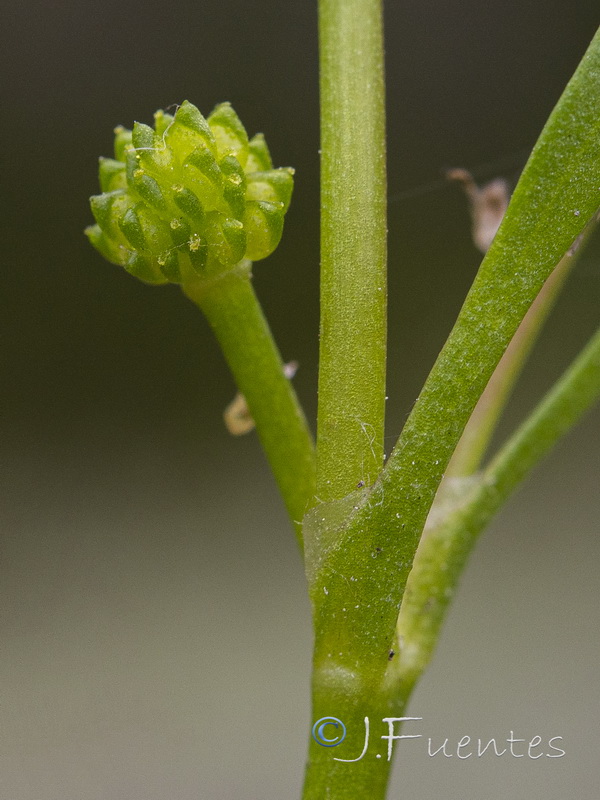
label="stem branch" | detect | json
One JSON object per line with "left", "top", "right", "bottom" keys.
{"left": 395, "top": 321, "right": 600, "bottom": 689}
{"left": 184, "top": 263, "right": 316, "bottom": 543}
{"left": 447, "top": 213, "right": 600, "bottom": 478}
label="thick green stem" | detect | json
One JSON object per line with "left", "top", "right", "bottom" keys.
{"left": 304, "top": 0, "right": 388, "bottom": 794}
{"left": 302, "top": 679, "right": 408, "bottom": 799}
{"left": 316, "top": 0, "right": 387, "bottom": 501}
{"left": 183, "top": 262, "right": 316, "bottom": 543}
{"left": 395, "top": 322, "right": 600, "bottom": 690}
{"left": 302, "top": 32, "right": 600, "bottom": 799}
{"left": 305, "top": 28, "right": 600, "bottom": 692}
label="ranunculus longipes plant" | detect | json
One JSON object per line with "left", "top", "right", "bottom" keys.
{"left": 86, "top": 2, "right": 600, "bottom": 797}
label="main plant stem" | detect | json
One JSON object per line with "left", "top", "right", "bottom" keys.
{"left": 304, "top": 0, "right": 389, "bottom": 796}
{"left": 316, "top": 0, "right": 387, "bottom": 501}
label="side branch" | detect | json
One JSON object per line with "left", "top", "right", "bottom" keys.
{"left": 184, "top": 265, "right": 316, "bottom": 544}
{"left": 395, "top": 321, "right": 600, "bottom": 689}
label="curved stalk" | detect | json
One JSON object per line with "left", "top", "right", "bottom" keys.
{"left": 183, "top": 263, "right": 316, "bottom": 544}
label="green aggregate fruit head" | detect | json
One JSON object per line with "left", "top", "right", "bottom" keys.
{"left": 85, "top": 101, "right": 294, "bottom": 285}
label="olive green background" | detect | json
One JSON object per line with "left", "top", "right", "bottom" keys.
{"left": 1, "top": 1, "right": 599, "bottom": 797}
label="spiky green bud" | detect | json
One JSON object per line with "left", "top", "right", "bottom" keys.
{"left": 85, "top": 101, "right": 294, "bottom": 285}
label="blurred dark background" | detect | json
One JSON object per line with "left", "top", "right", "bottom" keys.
{"left": 1, "top": 1, "right": 599, "bottom": 798}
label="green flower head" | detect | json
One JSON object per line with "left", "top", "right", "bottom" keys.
{"left": 85, "top": 101, "right": 294, "bottom": 285}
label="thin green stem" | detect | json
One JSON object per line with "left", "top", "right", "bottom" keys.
{"left": 395, "top": 322, "right": 600, "bottom": 690}
{"left": 183, "top": 263, "right": 316, "bottom": 544}
{"left": 316, "top": 0, "right": 387, "bottom": 501}
{"left": 447, "top": 214, "right": 600, "bottom": 478}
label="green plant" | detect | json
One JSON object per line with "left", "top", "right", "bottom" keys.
{"left": 86, "top": 3, "right": 600, "bottom": 797}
